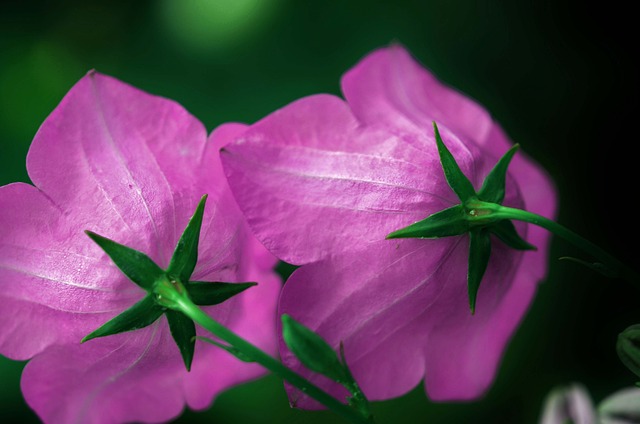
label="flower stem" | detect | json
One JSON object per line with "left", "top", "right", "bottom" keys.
{"left": 172, "top": 295, "right": 372, "bottom": 424}
{"left": 470, "top": 200, "right": 640, "bottom": 285}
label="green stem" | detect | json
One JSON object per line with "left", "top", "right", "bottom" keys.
{"left": 470, "top": 200, "right": 640, "bottom": 285}
{"left": 172, "top": 295, "right": 371, "bottom": 424}
{"left": 345, "top": 380, "right": 372, "bottom": 420}
{"left": 339, "top": 343, "right": 373, "bottom": 420}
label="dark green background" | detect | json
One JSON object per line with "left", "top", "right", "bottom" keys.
{"left": 1, "top": 1, "right": 637, "bottom": 423}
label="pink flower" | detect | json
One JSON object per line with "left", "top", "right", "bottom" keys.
{"left": 0, "top": 72, "right": 280, "bottom": 423}
{"left": 220, "top": 45, "right": 556, "bottom": 406}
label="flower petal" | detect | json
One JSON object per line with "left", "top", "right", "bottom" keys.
{"left": 1, "top": 74, "right": 228, "bottom": 360}
{"left": 278, "top": 233, "right": 529, "bottom": 407}
{"left": 22, "top": 324, "right": 186, "bottom": 424}
{"left": 0, "top": 183, "right": 142, "bottom": 359}
{"left": 26, "top": 71, "right": 210, "bottom": 267}
{"left": 20, "top": 227, "right": 280, "bottom": 423}
{"left": 341, "top": 45, "right": 493, "bottom": 145}
{"left": 220, "top": 95, "right": 477, "bottom": 265}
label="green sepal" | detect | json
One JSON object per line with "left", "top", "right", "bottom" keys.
{"left": 186, "top": 281, "right": 257, "bottom": 306}
{"left": 166, "top": 310, "right": 196, "bottom": 371}
{"left": 477, "top": 144, "right": 519, "bottom": 204}
{"left": 617, "top": 324, "right": 640, "bottom": 379}
{"left": 281, "top": 314, "right": 349, "bottom": 383}
{"left": 167, "top": 195, "right": 208, "bottom": 282}
{"left": 195, "top": 336, "right": 254, "bottom": 362}
{"left": 386, "top": 205, "right": 469, "bottom": 239}
{"left": 490, "top": 220, "right": 536, "bottom": 250}
{"left": 85, "top": 231, "right": 164, "bottom": 290}
{"left": 433, "top": 122, "right": 476, "bottom": 202}
{"left": 468, "top": 228, "right": 492, "bottom": 314}
{"left": 82, "top": 295, "right": 163, "bottom": 343}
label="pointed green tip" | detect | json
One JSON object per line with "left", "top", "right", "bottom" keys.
{"left": 84, "top": 230, "right": 107, "bottom": 246}
{"left": 385, "top": 231, "right": 400, "bottom": 240}
{"left": 468, "top": 292, "right": 477, "bottom": 315}
{"left": 386, "top": 228, "right": 423, "bottom": 239}
{"left": 81, "top": 330, "right": 99, "bottom": 343}
{"left": 432, "top": 122, "right": 443, "bottom": 147}
{"left": 386, "top": 230, "right": 414, "bottom": 240}
{"left": 192, "top": 193, "right": 208, "bottom": 220}
{"left": 196, "top": 194, "right": 208, "bottom": 211}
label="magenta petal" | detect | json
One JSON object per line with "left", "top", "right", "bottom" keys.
{"left": 19, "top": 255, "right": 280, "bottom": 424}
{"left": 22, "top": 325, "right": 185, "bottom": 424}
{"left": 279, "top": 232, "right": 534, "bottom": 406}
{"left": 422, "top": 241, "right": 532, "bottom": 401}
{"left": 220, "top": 95, "right": 484, "bottom": 265}
{"left": 202, "top": 123, "right": 249, "bottom": 189}
{"left": 1, "top": 72, "right": 281, "bottom": 423}
{"left": 210, "top": 123, "right": 249, "bottom": 150}
{"left": 278, "top": 239, "right": 451, "bottom": 408}
{"left": 0, "top": 183, "right": 141, "bottom": 359}
{"left": 26, "top": 72, "right": 210, "bottom": 266}
{"left": 342, "top": 45, "right": 493, "bottom": 145}
{"left": 20, "top": 271, "right": 280, "bottom": 424}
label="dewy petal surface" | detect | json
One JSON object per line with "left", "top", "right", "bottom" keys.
{"left": 221, "top": 94, "right": 481, "bottom": 265}
{"left": 222, "top": 45, "right": 556, "bottom": 405}
{"left": 0, "top": 72, "right": 280, "bottom": 424}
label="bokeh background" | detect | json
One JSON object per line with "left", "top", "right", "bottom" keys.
{"left": 1, "top": 1, "right": 637, "bottom": 423}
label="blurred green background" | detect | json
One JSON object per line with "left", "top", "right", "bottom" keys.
{"left": 1, "top": 1, "right": 637, "bottom": 423}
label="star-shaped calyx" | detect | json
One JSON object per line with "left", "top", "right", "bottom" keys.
{"left": 387, "top": 123, "right": 536, "bottom": 314}
{"left": 81, "top": 195, "right": 256, "bottom": 370}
